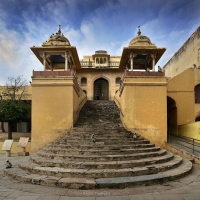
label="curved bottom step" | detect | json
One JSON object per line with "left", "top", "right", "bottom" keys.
{"left": 4, "top": 158, "right": 192, "bottom": 190}
{"left": 96, "top": 158, "right": 192, "bottom": 188}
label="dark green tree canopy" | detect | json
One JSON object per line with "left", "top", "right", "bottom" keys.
{"left": 0, "top": 76, "right": 31, "bottom": 139}
{"left": 0, "top": 100, "right": 30, "bottom": 122}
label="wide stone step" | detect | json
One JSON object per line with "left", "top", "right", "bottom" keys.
{"left": 4, "top": 168, "right": 96, "bottom": 189}
{"left": 46, "top": 143, "right": 155, "bottom": 150}
{"left": 30, "top": 151, "right": 174, "bottom": 169}
{"left": 96, "top": 158, "right": 192, "bottom": 188}
{"left": 41, "top": 146, "right": 160, "bottom": 155}
{"left": 62, "top": 133, "right": 140, "bottom": 138}
{"left": 54, "top": 139, "right": 147, "bottom": 145}
{"left": 71, "top": 127, "right": 126, "bottom": 131}
{"left": 18, "top": 155, "right": 182, "bottom": 179}
{"left": 52, "top": 139, "right": 150, "bottom": 146}
{"left": 58, "top": 137, "right": 144, "bottom": 141}
{"left": 3, "top": 157, "right": 192, "bottom": 189}
{"left": 37, "top": 149, "right": 166, "bottom": 162}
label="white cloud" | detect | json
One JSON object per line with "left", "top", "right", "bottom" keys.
{"left": 0, "top": 0, "right": 200, "bottom": 84}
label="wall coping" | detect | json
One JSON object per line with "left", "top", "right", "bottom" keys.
{"left": 124, "top": 70, "right": 165, "bottom": 77}
{"left": 32, "top": 71, "right": 74, "bottom": 77}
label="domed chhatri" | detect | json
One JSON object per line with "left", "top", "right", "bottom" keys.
{"left": 119, "top": 26, "right": 166, "bottom": 71}
{"left": 42, "top": 25, "right": 71, "bottom": 47}
{"left": 129, "top": 26, "right": 156, "bottom": 48}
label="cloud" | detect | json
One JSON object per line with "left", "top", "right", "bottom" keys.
{"left": 0, "top": 0, "right": 200, "bottom": 84}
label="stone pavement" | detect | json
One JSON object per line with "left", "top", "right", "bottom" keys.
{"left": 0, "top": 154, "right": 200, "bottom": 200}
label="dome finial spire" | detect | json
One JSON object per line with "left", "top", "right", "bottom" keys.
{"left": 137, "top": 26, "right": 141, "bottom": 36}
{"left": 58, "top": 25, "right": 61, "bottom": 34}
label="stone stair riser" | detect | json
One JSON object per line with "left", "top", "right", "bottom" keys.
{"left": 41, "top": 147, "right": 160, "bottom": 155}
{"left": 37, "top": 150, "right": 166, "bottom": 162}
{"left": 30, "top": 153, "right": 174, "bottom": 169}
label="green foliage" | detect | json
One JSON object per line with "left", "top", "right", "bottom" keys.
{"left": 0, "top": 100, "right": 31, "bottom": 122}
{"left": 0, "top": 75, "right": 31, "bottom": 123}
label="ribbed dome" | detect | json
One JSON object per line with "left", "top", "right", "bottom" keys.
{"left": 42, "top": 25, "right": 71, "bottom": 47}
{"left": 129, "top": 27, "right": 156, "bottom": 48}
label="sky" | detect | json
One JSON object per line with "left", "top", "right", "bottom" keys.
{"left": 0, "top": 0, "right": 200, "bottom": 85}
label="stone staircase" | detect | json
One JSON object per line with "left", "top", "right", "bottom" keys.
{"left": 4, "top": 100, "right": 192, "bottom": 189}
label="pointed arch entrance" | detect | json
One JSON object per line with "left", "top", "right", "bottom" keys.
{"left": 167, "top": 96, "right": 177, "bottom": 138}
{"left": 93, "top": 78, "right": 109, "bottom": 100}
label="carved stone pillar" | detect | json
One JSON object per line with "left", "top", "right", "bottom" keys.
{"left": 151, "top": 54, "right": 156, "bottom": 71}
{"left": 46, "top": 54, "right": 53, "bottom": 71}
{"left": 43, "top": 52, "right": 46, "bottom": 71}
{"left": 130, "top": 53, "right": 137, "bottom": 71}
{"left": 65, "top": 52, "right": 69, "bottom": 71}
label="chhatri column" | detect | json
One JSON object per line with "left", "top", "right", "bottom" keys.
{"left": 43, "top": 52, "right": 46, "bottom": 71}
{"left": 130, "top": 53, "right": 137, "bottom": 71}
{"left": 151, "top": 54, "right": 156, "bottom": 71}
{"left": 65, "top": 52, "right": 69, "bottom": 71}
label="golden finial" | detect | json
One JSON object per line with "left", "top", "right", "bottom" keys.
{"left": 58, "top": 25, "right": 61, "bottom": 34}
{"left": 137, "top": 26, "right": 141, "bottom": 36}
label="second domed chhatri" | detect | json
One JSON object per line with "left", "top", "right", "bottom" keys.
{"left": 119, "top": 26, "right": 166, "bottom": 71}
{"left": 42, "top": 25, "right": 71, "bottom": 47}
{"left": 129, "top": 26, "right": 156, "bottom": 48}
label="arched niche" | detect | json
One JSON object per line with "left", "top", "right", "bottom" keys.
{"left": 93, "top": 78, "right": 109, "bottom": 100}
{"left": 167, "top": 96, "right": 178, "bottom": 138}
{"left": 195, "top": 84, "right": 200, "bottom": 103}
{"left": 115, "top": 77, "right": 121, "bottom": 84}
{"left": 81, "top": 77, "right": 87, "bottom": 85}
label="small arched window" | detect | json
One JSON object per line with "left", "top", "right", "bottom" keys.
{"left": 81, "top": 77, "right": 87, "bottom": 85}
{"left": 83, "top": 90, "right": 87, "bottom": 94}
{"left": 115, "top": 77, "right": 121, "bottom": 84}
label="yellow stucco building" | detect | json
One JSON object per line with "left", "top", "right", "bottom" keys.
{"left": 1, "top": 26, "right": 200, "bottom": 153}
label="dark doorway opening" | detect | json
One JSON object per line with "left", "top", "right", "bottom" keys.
{"left": 167, "top": 96, "right": 178, "bottom": 141}
{"left": 94, "top": 78, "right": 109, "bottom": 100}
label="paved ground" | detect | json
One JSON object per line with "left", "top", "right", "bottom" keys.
{"left": 0, "top": 154, "right": 200, "bottom": 199}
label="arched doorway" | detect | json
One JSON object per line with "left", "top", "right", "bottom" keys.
{"left": 167, "top": 96, "right": 178, "bottom": 138}
{"left": 93, "top": 78, "right": 109, "bottom": 100}
{"left": 195, "top": 84, "right": 200, "bottom": 103}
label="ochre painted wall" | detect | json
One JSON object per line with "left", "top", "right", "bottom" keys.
{"left": 31, "top": 77, "right": 86, "bottom": 153}
{"left": 164, "top": 27, "right": 200, "bottom": 78}
{"left": 76, "top": 69, "right": 123, "bottom": 100}
{"left": 167, "top": 68, "right": 195, "bottom": 125}
{"left": 115, "top": 76, "right": 167, "bottom": 148}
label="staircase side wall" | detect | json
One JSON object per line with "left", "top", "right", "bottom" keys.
{"left": 167, "top": 68, "right": 195, "bottom": 125}
{"left": 115, "top": 76, "right": 167, "bottom": 148}
{"left": 31, "top": 77, "right": 86, "bottom": 153}
{"left": 73, "top": 88, "right": 87, "bottom": 126}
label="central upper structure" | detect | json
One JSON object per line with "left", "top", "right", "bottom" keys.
{"left": 31, "top": 26, "right": 166, "bottom": 73}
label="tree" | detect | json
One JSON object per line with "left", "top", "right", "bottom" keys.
{"left": 0, "top": 76, "right": 31, "bottom": 139}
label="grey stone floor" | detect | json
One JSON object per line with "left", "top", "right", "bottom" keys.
{"left": 0, "top": 154, "right": 200, "bottom": 200}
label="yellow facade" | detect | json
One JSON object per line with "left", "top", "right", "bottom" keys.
{"left": 167, "top": 68, "right": 195, "bottom": 126}
{"left": 77, "top": 69, "right": 124, "bottom": 100}
{"left": 1, "top": 26, "right": 200, "bottom": 152}
{"left": 165, "top": 27, "right": 200, "bottom": 138}
{"left": 164, "top": 27, "right": 200, "bottom": 78}
{"left": 115, "top": 73, "right": 167, "bottom": 148}
{"left": 31, "top": 73, "right": 86, "bottom": 152}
